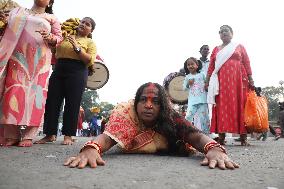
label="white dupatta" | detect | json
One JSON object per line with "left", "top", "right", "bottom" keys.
{"left": 207, "top": 42, "right": 239, "bottom": 104}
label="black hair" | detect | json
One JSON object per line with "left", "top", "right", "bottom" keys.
{"left": 220, "top": 25, "right": 233, "bottom": 34}
{"left": 199, "top": 45, "right": 209, "bottom": 52}
{"left": 134, "top": 82, "right": 200, "bottom": 154}
{"left": 82, "top": 17, "right": 96, "bottom": 38}
{"left": 183, "top": 57, "right": 202, "bottom": 75}
{"left": 45, "top": 0, "right": 54, "bottom": 14}
{"left": 84, "top": 17, "right": 96, "bottom": 31}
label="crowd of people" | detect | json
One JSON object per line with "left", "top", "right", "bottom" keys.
{"left": 0, "top": 0, "right": 283, "bottom": 171}
{"left": 53, "top": 114, "right": 106, "bottom": 138}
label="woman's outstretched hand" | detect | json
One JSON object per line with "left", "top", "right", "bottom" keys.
{"left": 64, "top": 147, "right": 105, "bottom": 169}
{"left": 200, "top": 147, "right": 239, "bottom": 170}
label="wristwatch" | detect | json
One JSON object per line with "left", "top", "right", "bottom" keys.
{"left": 74, "top": 47, "right": 81, "bottom": 54}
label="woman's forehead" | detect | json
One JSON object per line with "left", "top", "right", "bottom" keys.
{"left": 142, "top": 84, "right": 159, "bottom": 96}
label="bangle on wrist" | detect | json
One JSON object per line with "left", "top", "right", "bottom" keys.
{"left": 204, "top": 141, "right": 227, "bottom": 154}
{"left": 80, "top": 140, "right": 102, "bottom": 155}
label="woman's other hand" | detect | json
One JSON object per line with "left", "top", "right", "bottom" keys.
{"left": 36, "top": 30, "right": 54, "bottom": 44}
{"left": 200, "top": 147, "right": 239, "bottom": 170}
{"left": 64, "top": 147, "right": 105, "bottom": 169}
{"left": 66, "top": 35, "right": 78, "bottom": 48}
{"left": 204, "top": 82, "right": 209, "bottom": 92}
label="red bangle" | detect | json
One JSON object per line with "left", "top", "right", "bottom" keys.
{"left": 204, "top": 141, "right": 227, "bottom": 154}
{"left": 80, "top": 140, "right": 102, "bottom": 155}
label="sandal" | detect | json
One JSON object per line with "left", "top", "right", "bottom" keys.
{"left": 18, "top": 139, "right": 33, "bottom": 147}
{"left": 34, "top": 135, "right": 56, "bottom": 144}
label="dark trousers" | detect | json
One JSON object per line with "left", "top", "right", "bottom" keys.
{"left": 43, "top": 58, "right": 88, "bottom": 136}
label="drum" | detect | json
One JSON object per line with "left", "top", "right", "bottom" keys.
{"left": 163, "top": 72, "right": 188, "bottom": 105}
{"left": 86, "top": 62, "right": 109, "bottom": 90}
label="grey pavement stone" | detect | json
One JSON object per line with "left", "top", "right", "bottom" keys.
{"left": 0, "top": 136, "right": 283, "bottom": 189}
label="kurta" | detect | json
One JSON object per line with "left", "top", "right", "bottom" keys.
{"left": 0, "top": 7, "right": 62, "bottom": 127}
{"left": 207, "top": 44, "right": 252, "bottom": 134}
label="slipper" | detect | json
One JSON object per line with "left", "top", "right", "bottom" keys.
{"left": 18, "top": 140, "right": 33, "bottom": 147}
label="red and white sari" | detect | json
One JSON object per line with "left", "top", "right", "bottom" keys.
{"left": 208, "top": 44, "right": 252, "bottom": 134}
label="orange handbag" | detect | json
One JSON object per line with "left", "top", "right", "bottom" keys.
{"left": 244, "top": 90, "right": 269, "bottom": 133}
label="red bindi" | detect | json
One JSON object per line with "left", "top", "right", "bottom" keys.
{"left": 143, "top": 83, "right": 157, "bottom": 107}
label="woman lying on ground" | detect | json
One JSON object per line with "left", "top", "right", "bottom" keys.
{"left": 64, "top": 82, "right": 239, "bottom": 170}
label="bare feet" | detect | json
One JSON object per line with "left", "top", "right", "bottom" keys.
{"left": 34, "top": 135, "right": 56, "bottom": 144}
{"left": 61, "top": 136, "right": 74, "bottom": 145}
{"left": 18, "top": 139, "right": 33, "bottom": 147}
{"left": 1, "top": 138, "right": 19, "bottom": 147}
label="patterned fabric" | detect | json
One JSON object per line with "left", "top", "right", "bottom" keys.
{"left": 183, "top": 72, "right": 207, "bottom": 106}
{"left": 0, "top": 7, "right": 62, "bottom": 127}
{"left": 208, "top": 44, "right": 252, "bottom": 134}
{"left": 104, "top": 100, "right": 168, "bottom": 153}
{"left": 185, "top": 103, "right": 210, "bottom": 134}
{"left": 183, "top": 72, "right": 210, "bottom": 133}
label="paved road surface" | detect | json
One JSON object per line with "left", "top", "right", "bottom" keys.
{"left": 0, "top": 136, "right": 283, "bottom": 189}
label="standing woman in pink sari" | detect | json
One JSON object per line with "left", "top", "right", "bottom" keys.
{"left": 0, "top": 0, "right": 62, "bottom": 147}
{"left": 205, "top": 25, "right": 254, "bottom": 146}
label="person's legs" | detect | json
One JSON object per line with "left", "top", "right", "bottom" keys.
{"left": 195, "top": 104, "right": 210, "bottom": 134}
{"left": 186, "top": 105, "right": 198, "bottom": 128}
{"left": 61, "top": 63, "right": 87, "bottom": 145}
{"left": 3, "top": 125, "right": 20, "bottom": 146}
{"left": 18, "top": 126, "right": 38, "bottom": 147}
{"left": 262, "top": 132, "right": 268, "bottom": 141}
{"left": 240, "top": 134, "right": 250, "bottom": 146}
{"left": 218, "top": 133, "right": 226, "bottom": 145}
{"left": 257, "top": 133, "right": 264, "bottom": 140}
{"left": 34, "top": 72, "right": 64, "bottom": 144}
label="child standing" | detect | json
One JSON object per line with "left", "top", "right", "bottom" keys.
{"left": 183, "top": 57, "right": 210, "bottom": 134}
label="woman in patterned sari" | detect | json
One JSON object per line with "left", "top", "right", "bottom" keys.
{"left": 64, "top": 82, "right": 239, "bottom": 170}
{"left": 0, "top": 0, "right": 62, "bottom": 147}
{"left": 205, "top": 25, "right": 254, "bottom": 146}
